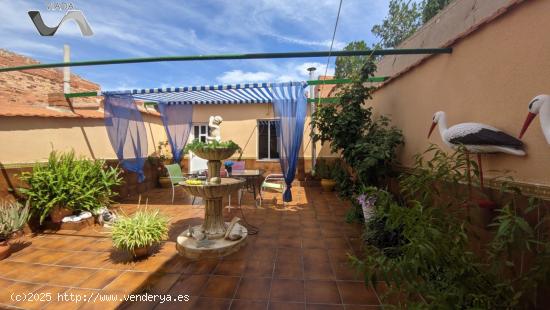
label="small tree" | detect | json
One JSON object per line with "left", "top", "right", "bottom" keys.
{"left": 422, "top": 0, "right": 452, "bottom": 23}
{"left": 370, "top": 0, "right": 452, "bottom": 48}
{"left": 312, "top": 56, "right": 404, "bottom": 188}
{"left": 371, "top": 0, "right": 422, "bottom": 48}
{"left": 335, "top": 41, "right": 370, "bottom": 79}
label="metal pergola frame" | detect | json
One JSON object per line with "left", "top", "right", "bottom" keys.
{"left": 0, "top": 47, "right": 452, "bottom": 173}
{"left": 0, "top": 48, "right": 452, "bottom": 101}
{"left": 0, "top": 48, "right": 451, "bottom": 73}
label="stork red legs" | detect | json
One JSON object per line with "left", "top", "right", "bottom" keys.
{"left": 428, "top": 111, "right": 525, "bottom": 206}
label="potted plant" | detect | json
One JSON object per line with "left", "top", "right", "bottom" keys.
{"left": 315, "top": 159, "right": 337, "bottom": 192}
{"left": 111, "top": 209, "right": 169, "bottom": 260}
{"left": 0, "top": 200, "right": 30, "bottom": 260}
{"left": 19, "top": 151, "right": 122, "bottom": 225}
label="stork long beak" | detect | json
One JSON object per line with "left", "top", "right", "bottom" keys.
{"left": 519, "top": 112, "right": 537, "bottom": 139}
{"left": 428, "top": 122, "right": 437, "bottom": 138}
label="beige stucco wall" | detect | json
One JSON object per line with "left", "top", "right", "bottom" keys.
{"left": 190, "top": 103, "right": 333, "bottom": 161}
{"left": 369, "top": 0, "right": 550, "bottom": 185}
{"left": 0, "top": 113, "right": 167, "bottom": 164}
{"left": 0, "top": 103, "right": 331, "bottom": 166}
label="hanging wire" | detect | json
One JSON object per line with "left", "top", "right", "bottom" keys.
{"left": 309, "top": 0, "right": 344, "bottom": 178}
{"left": 318, "top": 0, "right": 344, "bottom": 99}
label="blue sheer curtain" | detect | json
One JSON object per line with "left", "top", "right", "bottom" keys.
{"left": 104, "top": 94, "right": 148, "bottom": 182}
{"left": 271, "top": 82, "right": 307, "bottom": 202}
{"left": 158, "top": 103, "right": 193, "bottom": 164}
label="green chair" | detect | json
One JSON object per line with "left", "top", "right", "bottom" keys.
{"left": 258, "top": 174, "right": 286, "bottom": 207}
{"left": 165, "top": 164, "right": 195, "bottom": 204}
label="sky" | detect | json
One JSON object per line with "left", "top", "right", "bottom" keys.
{"left": 0, "top": 0, "right": 391, "bottom": 90}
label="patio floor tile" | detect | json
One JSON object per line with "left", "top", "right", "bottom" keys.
{"left": 192, "top": 297, "right": 231, "bottom": 310}
{"left": 234, "top": 277, "right": 271, "bottom": 300}
{"left": 244, "top": 259, "right": 274, "bottom": 277}
{"left": 200, "top": 275, "right": 240, "bottom": 298}
{"left": 273, "top": 259, "right": 303, "bottom": 279}
{"left": 144, "top": 272, "right": 180, "bottom": 294}
{"left": 15, "top": 285, "right": 67, "bottom": 310}
{"left": 305, "top": 280, "right": 342, "bottom": 304}
{"left": 168, "top": 274, "right": 209, "bottom": 296}
{"left": 214, "top": 259, "right": 247, "bottom": 276}
{"left": 306, "top": 304, "right": 345, "bottom": 310}
{"left": 0, "top": 281, "right": 42, "bottom": 304}
{"left": 0, "top": 186, "right": 384, "bottom": 309}
{"left": 103, "top": 271, "right": 152, "bottom": 294}
{"left": 78, "top": 269, "right": 124, "bottom": 289}
{"left": 184, "top": 259, "right": 219, "bottom": 274}
{"left": 269, "top": 301, "right": 305, "bottom": 310}
{"left": 337, "top": 282, "right": 379, "bottom": 305}
{"left": 269, "top": 279, "right": 304, "bottom": 302}
{"left": 230, "top": 299, "right": 268, "bottom": 310}
{"left": 34, "top": 266, "right": 97, "bottom": 287}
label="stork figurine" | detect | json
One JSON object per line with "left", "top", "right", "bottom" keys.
{"left": 519, "top": 94, "right": 550, "bottom": 142}
{"left": 428, "top": 111, "right": 525, "bottom": 196}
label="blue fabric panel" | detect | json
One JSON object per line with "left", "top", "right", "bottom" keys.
{"left": 158, "top": 104, "right": 193, "bottom": 164}
{"left": 271, "top": 82, "right": 307, "bottom": 202}
{"left": 103, "top": 94, "right": 148, "bottom": 182}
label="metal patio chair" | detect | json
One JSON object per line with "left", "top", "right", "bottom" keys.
{"left": 165, "top": 164, "right": 196, "bottom": 204}
{"left": 258, "top": 173, "right": 286, "bottom": 207}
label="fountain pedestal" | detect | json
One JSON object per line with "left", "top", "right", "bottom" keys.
{"left": 175, "top": 147, "right": 247, "bottom": 260}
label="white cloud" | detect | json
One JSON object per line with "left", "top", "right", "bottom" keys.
{"left": 0, "top": 36, "right": 62, "bottom": 57}
{"left": 217, "top": 70, "right": 275, "bottom": 84}
{"left": 216, "top": 61, "right": 336, "bottom": 85}
{"left": 267, "top": 33, "right": 346, "bottom": 50}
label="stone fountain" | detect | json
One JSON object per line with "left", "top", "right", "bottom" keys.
{"left": 176, "top": 116, "right": 248, "bottom": 259}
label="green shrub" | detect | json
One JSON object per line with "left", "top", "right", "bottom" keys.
{"left": 352, "top": 145, "right": 550, "bottom": 308}
{"left": 19, "top": 151, "right": 123, "bottom": 224}
{"left": 0, "top": 200, "right": 30, "bottom": 241}
{"left": 184, "top": 139, "right": 241, "bottom": 153}
{"left": 359, "top": 187, "right": 406, "bottom": 258}
{"left": 312, "top": 55, "right": 403, "bottom": 193}
{"left": 399, "top": 144, "right": 476, "bottom": 207}
{"left": 111, "top": 210, "right": 169, "bottom": 253}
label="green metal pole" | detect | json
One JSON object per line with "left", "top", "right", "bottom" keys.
{"left": 0, "top": 48, "right": 452, "bottom": 73}
{"left": 63, "top": 77, "right": 390, "bottom": 99}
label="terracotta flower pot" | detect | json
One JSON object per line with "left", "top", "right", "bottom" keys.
{"left": 132, "top": 246, "right": 150, "bottom": 259}
{"left": 320, "top": 178, "right": 336, "bottom": 192}
{"left": 0, "top": 241, "right": 11, "bottom": 261}
{"left": 50, "top": 206, "right": 73, "bottom": 223}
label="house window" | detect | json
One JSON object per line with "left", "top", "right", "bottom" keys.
{"left": 258, "top": 120, "right": 280, "bottom": 160}
{"left": 193, "top": 124, "right": 210, "bottom": 143}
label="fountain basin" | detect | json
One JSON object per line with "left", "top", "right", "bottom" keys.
{"left": 179, "top": 178, "right": 245, "bottom": 198}
{"left": 192, "top": 147, "right": 238, "bottom": 161}
{"left": 176, "top": 223, "right": 248, "bottom": 260}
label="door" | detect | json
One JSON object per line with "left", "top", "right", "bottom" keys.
{"left": 189, "top": 124, "right": 209, "bottom": 173}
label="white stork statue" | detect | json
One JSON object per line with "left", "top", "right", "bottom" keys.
{"left": 519, "top": 94, "right": 550, "bottom": 142}
{"left": 428, "top": 111, "right": 525, "bottom": 191}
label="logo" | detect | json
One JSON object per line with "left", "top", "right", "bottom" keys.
{"left": 28, "top": 10, "right": 93, "bottom": 36}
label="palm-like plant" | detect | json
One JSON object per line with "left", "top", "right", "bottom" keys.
{"left": 0, "top": 200, "right": 30, "bottom": 241}
{"left": 111, "top": 210, "right": 169, "bottom": 256}
{"left": 19, "top": 151, "right": 122, "bottom": 223}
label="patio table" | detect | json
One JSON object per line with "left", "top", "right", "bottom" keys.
{"left": 228, "top": 169, "right": 264, "bottom": 201}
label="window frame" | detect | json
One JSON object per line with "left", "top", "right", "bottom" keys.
{"left": 257, "top": 119, "right": 281, "bottom": 161}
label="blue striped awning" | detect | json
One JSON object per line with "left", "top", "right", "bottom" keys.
{"left": 102, "top": 81, "right": 306, "bottom": 105}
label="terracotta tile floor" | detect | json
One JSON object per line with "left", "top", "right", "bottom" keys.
{"left": 0, "top": 186, "right": 383, "bottom": 309}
